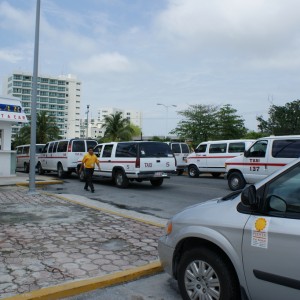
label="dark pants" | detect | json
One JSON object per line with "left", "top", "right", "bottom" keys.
{"left": 84, "top": 168, "right": 95, "bottom": 191}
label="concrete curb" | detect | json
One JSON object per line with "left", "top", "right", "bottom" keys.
{"left": 16, "top": 180, "right": 64, "bottom": 187}
{"left": 3, "top": 261, "right": 163, "bottom": 300}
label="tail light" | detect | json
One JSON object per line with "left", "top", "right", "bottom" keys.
{"left": 135, "top": 157, "right": 140, "bottom": 168}
{"left": 67, "top": 143, "right": 72, "bottom": 152}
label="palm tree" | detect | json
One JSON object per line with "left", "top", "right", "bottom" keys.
{"left": 102, "top": 112, "right": 135, "bottom": 141}
{"left": 13, "top": 111, "right": 61, "bottom": 147}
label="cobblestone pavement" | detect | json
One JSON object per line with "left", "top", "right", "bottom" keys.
{"left": 0, "top": 186, "right": 164, "bottom": 299}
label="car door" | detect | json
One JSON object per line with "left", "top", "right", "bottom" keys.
{"left": 101, "top": 144, "right": 114, "bottom": 175}
{"left": 189, "top": 143, "right": 207, "bottom": 171}
{"left": 242, "top": 164, "right": 300, "bottom": 300}
{"left": 242, "top": 139, "right": 269, "bottom": 183}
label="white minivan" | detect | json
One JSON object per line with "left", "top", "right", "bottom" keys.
{"left": 187, "top": 139, "right": 254, "bottom": 178}
{"left": 166, "top": 142, "right": 191, "bottom": 175}
{"left": 37, "top": 138, "right": 97, "bottom": 178}
{"left": 16, "top": 144, "right": 45, "bottom": 173}
{"left": 225, "top": 135, "right": 300, "bottom": 190}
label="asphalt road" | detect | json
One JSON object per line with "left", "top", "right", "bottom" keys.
{"left": 41, "top": 172, "right": 231, "bottom": 220}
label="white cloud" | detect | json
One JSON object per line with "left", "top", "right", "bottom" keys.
{"left": 71, "top": 52, "right": 133, "bottom": 74}
{"left": 0, "top": 49, "right": 23, "bottom": 63}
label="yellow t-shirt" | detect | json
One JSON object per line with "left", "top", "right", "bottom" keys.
{"left": 82, "top": 153, "right": 99, "bottom": 169}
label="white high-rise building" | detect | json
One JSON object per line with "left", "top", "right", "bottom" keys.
{"left": 2, "top": 72, "right": 81, "bottom": 139}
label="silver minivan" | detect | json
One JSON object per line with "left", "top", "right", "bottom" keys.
{"left": 159, "top": 158, "right": 300, "bottom": 300}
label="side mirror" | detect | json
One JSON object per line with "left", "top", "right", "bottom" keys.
{"left": 244, "top": 149, "right": 249, "bottom": 157}
{"left": 241, "top": 185, "right": 259, "bottom": 209}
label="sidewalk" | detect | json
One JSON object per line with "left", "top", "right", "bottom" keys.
{"left": 0, "top": 174, "right": 166, "bottom": 299}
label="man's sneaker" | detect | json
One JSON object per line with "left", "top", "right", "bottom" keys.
{"left": 91, "top": 190, "right": 95, "bottom": 193}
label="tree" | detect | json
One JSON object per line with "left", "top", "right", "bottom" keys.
{"left": 12, "top": 111, "right": 61, "bottom": 147}
{"left": 257, "top": 100, "right": 300, "bottom": 135}
{"left": 214, "top": 104, "right": 247, "bottom": 139}
{"left": 102, "top": 112, "right": 135, "bottom": 141}
{"left": 170, "top": 104, "right": 219, "bottom": 146}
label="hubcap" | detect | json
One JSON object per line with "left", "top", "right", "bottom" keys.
{"left": 184, "top": 260, "right": 220, "bottom": 300}
{"left": 231, "top": 177, "right": 239, "bottom": 189}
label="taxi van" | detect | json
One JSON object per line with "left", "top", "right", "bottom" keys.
{"left": 16, "top": 144, "right": 45, "bottom": 172}
{"left": 225, "top": 135, "right": 300, "bottom": 190}
{"left": 37, "top": 138, "right": 97, "bottom": 178}
{"left": 78, "top": 141, "right": 176, "bottom": 188}
{"left": 187, "top": 139, "right": 254, "bottom": 178}
{"left": 159, "top": 157, "right": 300, "bottom": 300}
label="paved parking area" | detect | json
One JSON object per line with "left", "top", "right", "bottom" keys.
{"left": 0, "top": 186, "right": 164, "bottom": 299}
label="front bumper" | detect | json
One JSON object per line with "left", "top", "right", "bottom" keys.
{"left": 158, "top": 235, "right": 175, "bottom": 277}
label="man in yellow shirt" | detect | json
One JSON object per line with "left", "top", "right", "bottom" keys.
{"left": 79, "top": 147, "right": 100, "bottom": 193}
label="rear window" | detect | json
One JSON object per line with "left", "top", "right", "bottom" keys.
{"left": 228, "top": 142, "right": 246, "bottom": 153}
{"left": 116, "top": 143, "right": 137, "bottom": 157}
{"left": 139, "top": 142, "right": 173, "bottom": 157}
{"left": 272, "top": 140, "right": 300, "bottom": 158}
{"left": 87, "top": 140, "right": 97, "bottom": 149}
{"left": 209, "top": 143, "right": 227, "bottom": 154}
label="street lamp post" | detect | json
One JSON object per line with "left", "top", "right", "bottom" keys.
{"left": 157, "top": 103, "right": 177, "bottom": 139}
{"left": 86, "top": 105, "right": 90, "bottom": 138}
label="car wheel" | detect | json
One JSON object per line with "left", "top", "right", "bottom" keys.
{"left": 212, "top": 172, "right": 221, "bottom": 178}
{"left": 228, "top": 172, "right": 246, "bottom": 191}
{"left": 150, "top": 178, "right": 164, "bottom": 186}
{"left": 177, "top": 247, "right": 240, "bottom": 300}
{"left": 57, "top": 163, "right": 65, "bottom": 179}
{"left": 37, "top": 163, "right": 44, "bottom": 175}
{"left": 188, "top": 165, "right": 199, "bottom": 178}
{"left": 114, "top": 170, "right": 129, "bottom": 188}
{"left": 24, "top": 163, "right": 29, "bottom": 173}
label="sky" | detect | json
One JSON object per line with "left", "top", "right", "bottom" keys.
{"left": 1, "top": 0, "right": 300, "bottom": 136}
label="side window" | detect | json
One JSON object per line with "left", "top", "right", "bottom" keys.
{"left": 17, "top": 147, "right": 23, "bottom": 154}
{"left": 228, "top": 142, "right": 246, "bottom": 153}
{"left": 196, "top": 144, "right": 207, "bottom": 153}
{"left": 48, "top": 143, "right": 54, "bottom": 153}
{"left": 24, "top": 146, "right": 30, "bottom": 155}
{"left": 265, "top": 164, "right": 300, "bottom": 216}
{"left": 248, "top": 140, "right": 268, "bottom": 158}
{"left": 94, "top": 145, "right": 103, "bottom": 157}
{"left": 42, "top": 144, "right": 49, "bottom": 153}
{"left": 116, "top": 143, "right": 137, "bottom": 157}
{"left": 53, "top": 142, "right": 58, "bottom": 153}
{"left": 36, "top": 145, "right": 44, "bottom": 153}
{"left": 72, "top": 141, "right": 85, "bottom": 152}
{"left": 209, "top": 143, "right": 227, "bottom": 154}
{"left": 181, "top": 143, "right": 190, "bottom": 153}
{"left": 272, "top": 140, "right": 300, "bottom": 158}
{"left": 87, "top": 140, "right": 97, "bottom": 150}
{"left": 102, "top": 145, "right": 114, "bottom": 158}
{"left": 57, "top": 141, "right": 68, "bottom": 152}
{"left": 171, "top": 143, "right": 181, "bottom": 154}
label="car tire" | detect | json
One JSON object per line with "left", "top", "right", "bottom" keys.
{"left": 188, "top": 165, "right": 199, "bottom": 178}
{"left": 24, "top": 163, "right": 29, "bottom": 173}
{"left": 57, "top": 163, "right": 65, "bottom": 179}
{"left": 150, "top": 178, "right": 164, "bottom": 186}
{"left": 37, "top": 163, "right": 44, "bottom": 175}
{"left": 228, "top": 172, "right": 246, "bottom": 191}
{"left": 114, "top": 170, "right": 129, "bottom": 188}
{"left": 177, "top": 247, "right": 240, "bottom": 300}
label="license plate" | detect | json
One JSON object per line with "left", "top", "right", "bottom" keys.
{"left": 154, "top": 172, "right": 168, "bottom": 177}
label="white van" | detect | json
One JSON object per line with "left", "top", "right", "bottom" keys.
{"left": 16, "top": 144, "right": 45, "bottom": 173}
{"left": 225, "top": 135, "right": 300, "bottom": 190}
{"left": 187, "top": 139, "right": 254, "bottom": 178}
{"left": 78, "top": 141, "right": 176, "bottom": 188}
{"left": 166, "top": 142, "right": 191, "bottom": 175}
{"left": 37, "top": 138, "right": 97, "bottom": 178}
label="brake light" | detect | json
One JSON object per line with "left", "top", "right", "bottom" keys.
{"left": 67, "top": 143, "right": 72, "bottom": 152}
{"left": 135, "top": 157, "right": 140, "bottom": 168}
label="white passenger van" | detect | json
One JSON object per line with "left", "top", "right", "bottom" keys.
{"left": 78, "top": 141, "right": 176, "bottom": 188}
{"left": 187, "top": 139, "right": 254, "bottom": 178}
{"left": 16, "top": 144, "right": 45, "bottom": 173}
{"left": 166, "top": 142, "right": 191, "bottom": 175}
{"left": 225, "top": 135, "right": 300, "bottom": 190}
{"left": 37, "top": 138, "right": 97, "bottom": 178}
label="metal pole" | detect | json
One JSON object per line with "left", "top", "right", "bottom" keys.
{"left": 29, "top": 0, "right": 40, "bottom": 193}
{"left": 86, "top": 105, "right": 90, "bottom": 138}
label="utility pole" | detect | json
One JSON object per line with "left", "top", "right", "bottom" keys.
{"left": 86, "top": 105, "right": 90, "bottom": 138}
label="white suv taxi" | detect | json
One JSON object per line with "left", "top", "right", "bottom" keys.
{"left": 78, "top": 141, "right": 176, "bottom": 188}
{"left": 159, "top": 158, "right": 300, "bottom": 300}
